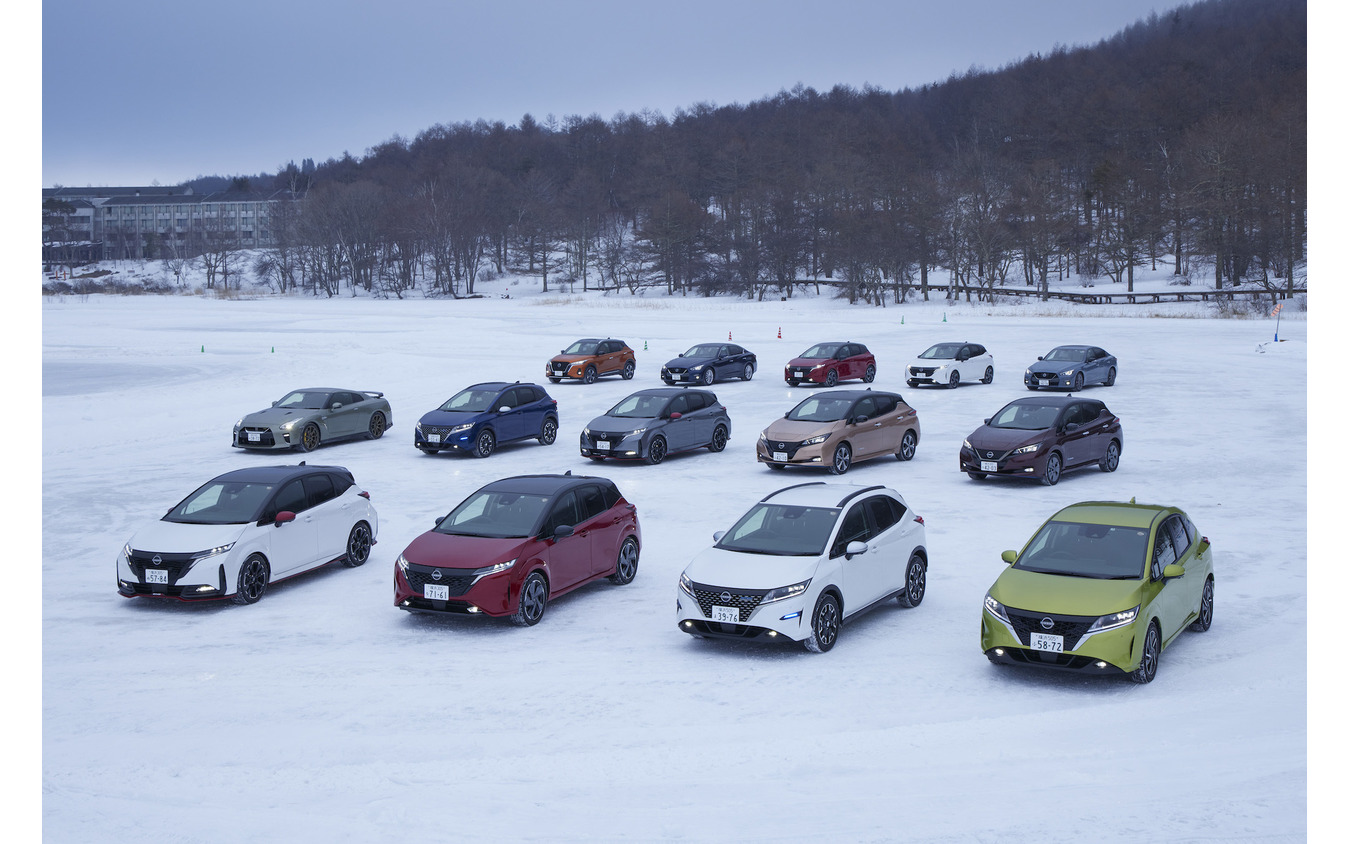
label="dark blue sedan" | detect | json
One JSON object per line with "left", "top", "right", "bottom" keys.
{"left": 661, "top": 343, "right": 757, "bottom": 385}
{"left": 1024, "top": 345, "right": 1118, "bottom": 391}
{"left": 415, "top": 382, "right": 559, "bottom": 457}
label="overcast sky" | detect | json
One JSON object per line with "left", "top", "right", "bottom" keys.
{"left": 41, "top": 0, "right": 1212, "bottom": 188}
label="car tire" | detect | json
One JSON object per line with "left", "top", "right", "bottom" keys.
{"left": 742, "top": 363, "right": 755, "bottom": 381}
{"left": 367, "top": 411, "right": 387, "bottom": 440}
{"left": 787, "top": 378, "right": 800, "bottom": 387}
{"left": 473, "top": 429, "right": 495, "bottom": 458}
{"left": 588, "top": 455, "right": 607, "bottom": 462}
{"left": 828, "top": 442, "right": 852, "bottom": 475}
{"left": 824, "top": 369, "right": 839, "bottom": 387}
{"left": 296, "top": 422, "right": 320, "bottom": 453}
{"left": 622, "top": 360, "right": 636, "bottom": 380}
{"left": 765, "top": 462, "right": 786, "bottom": 471}
{"left": 662, "top": 378, "right": 675, "bottom": 386}
{"left": 416, "top": 445, "right": 437, "bottom": 454}
{"left": 863, "top": 364, "right": 876, "bottom": 383}
{"left": 1105, "top": 366, "right": 1117, "bottom": 386}
{"left": 1026, "top": 384, "right": 1039, "bottom": 391}
{"left": 510, "top": 572, "right": 548, "bottom": 627}
{"left": 897, "top": 429, "right": 917, "bottom": 461}
{"left": 344, "top": 522, "right": 372, "bottom": 567}
{"left": 804, "top": 592, "right": 841, "bottom": 653}
{"left": 609, "top": 537, "right": 639, "bottom": 585}
{"left": 1073, "top": 372, "right": 1085, "bottom": 391}
{"left": 232, "top": 554, "right": 270, "bottom": 605}
{"left": 896, "top": 553, "right": 926, "bottom": 608}
{"left": 583, "top": 366, "right": 598, "bottom": 384}
{"left": 701, "top": 368, "right": 715, "bottom": 386}
{"left": 1040, "top": 452, "right": 1062, "bottom": 486}
{"left": 1189, "top": 577, "right": 1214, "bottom": 632}
{"left": 1130, "top": 620, "right": 1161, "bottom": 684}
{"left": 645, "top": 436, "right": 667, "bottom": 465}
{"left": 981, "top": 366, "right": 994, "bottom": 384}
{"left": 1099, "top": 440, "right": 1120, "bottom": 472}
{"left": 548, "top": 377, "right": 562, "bottom": 384}
{"left": 967, "top": 471, "right": 987, "bottom": 480}
{"left": 947, "top": 371, "right": 960, "bottom": 389}
{"left": 708, "top": 424, "right": 728, "bottom": 452}
{"left": 538, "top": 418, "right": 558, "bottom": 445}
{"left": 907, "top": 379, "right": 919, "bottom": 388}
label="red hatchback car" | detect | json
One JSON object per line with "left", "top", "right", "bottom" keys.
{"left": 785, "top": 342, "right": 877, "bottom": 387}
{"left": 394, "top": 474, "right": 641, "bottom": 625}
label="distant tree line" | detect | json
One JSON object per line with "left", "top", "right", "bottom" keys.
{"left": 248, "top": 0, "right": 1304, "bottom": 302}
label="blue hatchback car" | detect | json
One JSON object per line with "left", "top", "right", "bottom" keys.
{"left": 415, "top": 382, "right": 559, "bottom": 458}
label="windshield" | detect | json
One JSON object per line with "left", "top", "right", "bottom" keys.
{"left": 988, "top": 402, "right": 1061, "bottom": 431}
{"left": 435, "top": 490, "right": 551, "bottom": 538}
{"left": 716, "top": 503, "right": 840, "bottom": 556}
{"left": 563, "top": 340, "right": 600, "bottom": 355}
{"left": 276, "top": 391, "right": 329, "bottom": 410}
{"left": 799, "top": 343, "right": 842, "bottom": 359}
{"left": 786, "top": 396, "right": 854, "bottom": 423}
{"left": 164, "top": 480, "right": 275, "bottom": 525}
{"left": 682, "top": 344, "right": 722, "bottom": 358}
{"left": 1013, "top": 520, "right": 1148, "bottom": 579}
{"left": 1044, "top": 347, "right": 1088, "bottom": 362}
{"left": 919, "top": 343, "right": 962, "bottom": 360}
{"left": 606, "top": 394, "right": 668, "bottom": 419}
{"left": 439, "top": 388, "right": 499, "bottom": 413}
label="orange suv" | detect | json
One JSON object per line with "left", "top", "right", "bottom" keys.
{"left": 547, "top": 338, "right": 637, "bottom": 384}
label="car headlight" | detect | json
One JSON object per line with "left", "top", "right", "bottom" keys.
{"left": 472, "top": 559, "right": 516, "bottom": 582}
{"left": 281, "top": 419, "right": 300, "bottom": 430}
{"left": 1025, "top": 368, "right": 1033, "bottom": 376}
{"left": 1061, "top": 369, "right": 1076, "bottom": 377}
{"left": 812, "top": 363, "right": 828, "bottom": 370}
{"left": 449, "top": 423, "right": 473, "bottom": 434}
{"left": 191, "top": 543, "right": 234, "bottom": 561}
{"left": 962, "top": 439, "right": 972, "bottom": 450}
{"left": 758, "top": 432, "right": 768, "bottom": 444}
{"left": 627, "top": 427, "right": 647, "bottom": 437}
{"left": 396, "top": 554, "right": 410, "bottom": 574}
{"left": 984, "top": 593, "right": 1011, "bottom": 623}
{"left": 761, "top": 579, "right": 811, "bottom": 604}
{"left": 801, "top": 434, "right": 829, "bottom": 446}
{"left": 234, "top": 417, "right": 244, "bottom": 429}
{"left": 1012, "top": 443, "right": 1040, "bottom": 455}
{"left": 122, "top": 542, "right": 133, "bottom": 563}
{"left": 679, "top": 572, "right": 696, "bottom": 596}
{"left": 1087, "top": 605, "right": 1139, "bottom": 633}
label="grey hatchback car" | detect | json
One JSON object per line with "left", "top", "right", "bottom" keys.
{"left": 581, "top": 388, "right": 731, "bottom": 464}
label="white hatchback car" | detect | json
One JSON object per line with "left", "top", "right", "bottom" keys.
{"left": 117, "top": 463, "right": 378, "bottom": 605}
{"left": 676, "top": 482, "right": 928, "bottom": 652}
{"left": 905, "top": 342, "right": 994, "bottom": 388}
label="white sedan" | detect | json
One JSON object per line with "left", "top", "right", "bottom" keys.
{"left": 676, "top": 482, "right": 928, "bottom": 652}
{"left": 905, "top": 342, "right": 994, "bottom": 388}
{"left": 117, "top": 463, "right": 378, "bottom": 605}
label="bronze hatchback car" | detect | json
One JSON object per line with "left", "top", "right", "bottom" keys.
{"left": 758, "top": 389, "right": 920, "bottom": 474}
{"left": 547, "top": 338, "right": 636, "bottom": 384}
{"left": 960, "top": 395, "right": 1122, "bottom": 486}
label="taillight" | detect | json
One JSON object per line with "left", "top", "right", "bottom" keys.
{"left": 914, "top": 514, "right": 925, "bottom": 524}
{"left": 358, "top": 491, "right": 370, "bottom": 499}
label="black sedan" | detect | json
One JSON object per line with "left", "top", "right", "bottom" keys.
{"left": 581, "top": 388, "right": 732, "bottom": 464}
{"left": 661, "top": 343, "right": 757, "bottom": 385}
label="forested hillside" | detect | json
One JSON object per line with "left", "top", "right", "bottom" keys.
{"left": 246, "top": 0, "right": 1307, "bottom": 302}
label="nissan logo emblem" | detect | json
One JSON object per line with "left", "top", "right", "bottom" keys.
{"left": 776, "top": 443, "right": 786, "bottom": 449}
{"left": 720, "top": 592, "right": 733, "bottom": 603}
{"left": 432, "top": 569, "right": 443, "bottom": 581}
{"left": 1040, "top": 617, "right": 1054, "bottom": 630}
{"left": 985, "top": 452, "right": 994, "bottom": 459}
{"left": 151, "top": 555, "right": 162, "bottom": 565}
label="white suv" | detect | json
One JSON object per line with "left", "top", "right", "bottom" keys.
{"left": 905, "top": 342, "right": 994, "bottom": 388}
{"left": 676, "top": 482, "right": 928, "bottom": 652}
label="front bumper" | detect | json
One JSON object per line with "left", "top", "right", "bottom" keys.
{"left": 980, "top": 608, "right": 1138, "bottom": 674}
{"left": 233, "top": 425, "right": 296, "bottom": 450}
{"left": 416, "top": 425, "right": 477, "bottom": 452}
{"left": 907, "top": 366, "right": 951, "bottom": 385}
{"left": 580, "top": 432, "right": 645, "bottom": 459}
{"left": 1024, "top": 371, "right": 1074, "bottom": 389}
{"left": 675, "top": 583, "right": 810, "bottom": 643}
{"left": 960, "top": 444, "right": 1047, "bottom": 481}
{"left": 757, "top": 439, "right": 829, "bottom": 469}
{"left": 662, "top": 367, "right": 707, "bottom": 383}
{"left": 784, "top": 366, "right": 827, "bottom": 384}
{"left": 394, "top": 561, "right": 516, "bottom": 617}
{"left": 117, "top": 551, "right": 230, "bottom": 601}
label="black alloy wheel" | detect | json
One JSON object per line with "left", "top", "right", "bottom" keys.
{"left": 645, "top": 436, "right": 667, "bottom": 465}
{"left": 232, "top": 555, "right": 270, "bottom": 605}
{"left": 609, "top": 537, "right": 639, "bottom": 585}
{"left": 824, "top": 369, "right": 839, "bottom": 387}
{"left": 805, "top": 593, "right": 841, "bottom": 653}
{"left": 981, "top": 366, "right": 994, "bottom": 384}
{"left": 344, "top": 522, "right": 372, "bottom": 567}
{"left": 474, "top": 429, "right": 496, "bottom": 458}
{"left": 539, "top": 418, "right": 558, "bottom": 445}
{"left": 1130, "top": 621, "right": 1160, "bottom": 684}
{"left": 1189, "top": 578, "right": 1214, "bottom": 632}
{"left": 708, "top": 425, "right": 728, "bottom": 452}
{"left": 368, "top": 412, "right": 386, "bottom": 439}
{"left": 511, "top": 572, "right": 549, "bottom": 626}
{"left": 1040, "top": 453, "right": 1062, "bottom": 486}
{"left": 297, "top": 423, "right": 320, "bottom": 452}
{"left": 896, "top": 554, "right": 926, "bottom": 608}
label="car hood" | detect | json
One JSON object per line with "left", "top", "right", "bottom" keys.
{"left": 990, "top": 566, "right": 1143, "bottom": 616}
{"left": 550, "top": 354, "right": 594, "bottom": 364}
{"left": 401, "top": 531, "right": 528, "bottom": 569}
{"left": 786, "top": 356, "right": 828, "bottom": 368}
{"left": 128, "top": 520, "right": 249, "bottom": 554}
{"left": 419, "top": 409, "right": 484, "bottom": 428}
{"left": 967, "top": 426, "right": 1047, "bottom": 451}
{"left": 908, "top": 357, "right": 953, "bottom": 368}
{"left": 1028, "top": 360, "right": 1079, "bottom": 374}
{"left": 586, "top": 415, "right": 658, "bottom": 434}
{"left": 665, "top": 355, "right": 714, "bottom": 369}
{"left": 762, "top": 418, "right": 838, "bottom": 442}
{"left": 241, "top": 406, "right": 314, "bottom": 426}
{"left": 682, "top": 546, "right": 820, "bottom": 590}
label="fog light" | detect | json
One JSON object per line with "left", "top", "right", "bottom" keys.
{"left": 683, "top": 621, "right": 693, "bottom": 629}
{"left": 1095, "top": 661, "right": 1108, "bottom": 669}
{"left": 994, "top": 648, "right": 1005, "bottom": 656}
{"left": 467, "top": 606, "right": 480, "bottom": 613}
{"left": 194, "top": 585, "right": 216, "bottom": 593}
{"left": 766, "top": 631, "right": 777, "bottom": 637}
{"left": 780, "top": 611, "right": 801, "bottom": 621}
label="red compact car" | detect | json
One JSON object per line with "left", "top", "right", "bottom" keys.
{"left": 394, "top": 474, "right": 641, "bottom": 625}
{"left": 784, "top": 342, "right": 877, "bottom": 387}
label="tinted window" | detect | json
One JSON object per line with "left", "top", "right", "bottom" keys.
{"left": 667, "top": 394, "right": 691, "bottom": 415}
{"left": 273, "top": 479, "right": 308, "bottom": 515}
{"left": 498, "top": 388, "right": 521, "bottom": 409}
{"left": 852, "top": 397, "right": 877, "bottom": 421}
{"left": 831, "top": 504, "right": 872, "bottom": 558}
{"left": 543, "top": 491, "right": 581, "bottom": 535}
{"left": 1152, "top": 524, "right": 1178, "bottom": 577}
{"left": 598, "top": 482, "right": 621, "bottom": 510}
{"left": 302, "top": 473, "right": 336, "bottom": 507}
{"left": 576, "top": 485, "right": 608, "bottom": 521}
{"left": 863, "top": 496, "right": 904, "bottom": 533}
{"left": 331, "top": 473, "right": 354, "bottom": 497}
{"left": 1166, "top": 516, "right": 1191, "bottom": 558}
{"left": 872, "top": 394, "right": 898, "bottom": 415}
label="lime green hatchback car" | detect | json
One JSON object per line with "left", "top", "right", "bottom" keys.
{"left": 981, "top": 500, "right": 1214, "bottom": 684}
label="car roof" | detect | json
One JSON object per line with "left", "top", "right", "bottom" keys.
{"left": 1048, "top": 344, "right": 1095, "bottom": 351}
{"left": 759, "top": 481, "right": 898, "bottom": 509}
{"left": 464, "top": 382, "right": 512, "bottom": 391}
{"left": 480, "top": 473, "right": 612, "bottom": 496}
{"left": 211, "top": 463, "right": 351, "bottom": 484}
{"left": 1050, "top": 500, "right": 1172, "bottom": 530}
{"left": 1002, "top": 395, "right": 1084, "bottom": 408}
{"left": 807, "top": 389, "right": 901, "bottom": 402}
{"left": 628, "top": 387, "right": 714, "bottom": 398}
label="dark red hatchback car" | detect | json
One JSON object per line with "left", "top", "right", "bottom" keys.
{"left": 394, "top": 473, "right": 641, "bottom": 625}
{"left": 959, "top": 395, "right": 1122, "bottom": 486}
{"left": 784, "top": 342, "right": 877, "bottom": 387}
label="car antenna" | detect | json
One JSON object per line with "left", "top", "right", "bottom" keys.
{"left": 564, "top": 469, "right": 572, "bottom": 475}
{"left": 299, "top": 460, "right": 306, "bottom": 465}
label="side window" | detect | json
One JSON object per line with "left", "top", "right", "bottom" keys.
{"left": 1151, "top": 522, "right": 1178, "bottom": 578}
{"left": 576, "top": 485, "right": 608, "bottom": 522}
{"left": 498, "top": 388, "right": 520, "bottom": 410}
{"left": 522, "top": 386, "right": 542, "bottom": 404}
{"left": 863, "top": 496, "right": 902, "bottom": 534}
{"left": 542, "top": 491, "right": 581, "bottom": 536}
{"left": 598, "top": 483, "right": 621, "bottom": 510}
{"left": 603, "top": 341, "right": 619, "bottom": 354}
{"left": 1166, "top": 516, "right": 1192, "bottom": 558}
{"left": 830, "top": 504, "right": 872, "bottom": 558}
{"left": 303, "top": 473, "right": 336, "bottom": 508}
{"left": 973, "top": 345, "right": 986, "bottom": 356}
{"left": 872, "top": 394, "right": 898, "bottom": 415}
{"left": 852, "top": 397, "right": 876, "bottom": 422}
{"left": 330, "top": 473, "right": 353, "bottom": 497}
{"left": 272, "top": 479, "right": 308, "bottom": 516}
{"left": 667, "top": 394, "right": 690, "bottom": 415}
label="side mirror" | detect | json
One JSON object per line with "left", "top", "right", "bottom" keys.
{"left": 713, "top": 530, "right": 726, "bottom": 542}
{"left": 1064, "top": 422, "right": 1079, "bottom": 432}
{"left": 668, "top": 411, "right": 682, "bottom": 420}
{"left": 271, "top": 400, "right": 279, "bottom": 407}
{"left": 330, "top": 402, "right": 343, "bottom": 410}
{"left": 553, "top": 524, "right": 575, "bottom": 539}
{"left": 497, "top": 406, "right": 511, "bottom": 413}
{"left": 783, "top": 412, "right": 790, "bottom": 419}
{"left": 845, "top": 540, "right": 868, "bottom": 559}
{"left": 983, "top": 418, "right": 991, "bottom": 425}
{"left": 850, "top": 415, "right": 866, "bottom": 425}
{"left": 1037, "top": 355, "right": 1045, "bottom": 361}
{"left": 274, "top": 511, "right": 296, "bottom": 526}
{"left": 1000, "top": 550, "right": 1017, "bottom": 565}
{"left": 1162, "top": 563, "right": 1186, "bottom": 580}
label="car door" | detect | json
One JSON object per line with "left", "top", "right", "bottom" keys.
{"left": 662, "top": 393, "right": 695, "bottom": 451}
{"left": 1148, "top": 516, "right": 1191, "bottom": 643}
{"left": 264, "top": 478, "right": 320, "bottom": 575}
{"left": 575, "top": 484, "right": 620, "bottom": 576}
{"left": 860, "top": 495, "right": 919, "bottom": 602}
{"left": 321, "top": 391, "right": 358, "bottom": 437}
{"left": 599, "top": 341, "right": 622, "bottom": 375}
{"left": 1057, "top": 403, "right": 1094, "bottom": 467}
{"left": 492, "top": 387, "right": 530, "bottom": 443}
{"left": 829, "top": 502, "right": 876, "bottom": 610}
{"left": 1163, "top": 515, "right": 1206, "bottom": 633}
{"left": 301, "top": 472, "right": 346, "bottom": 564}
{"left": 846, "top": 397, "right": 887, "bottom": 459}
{"left": 540, "top": 491, "right": 593, "bottom": 591}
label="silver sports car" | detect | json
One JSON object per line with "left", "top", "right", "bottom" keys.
{"left": 233, "top": 388, "right": 393, "bottom": 452}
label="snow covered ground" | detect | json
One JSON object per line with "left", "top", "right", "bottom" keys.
{"left": 39, "top": 276, "right": 1309, "bottom": 842}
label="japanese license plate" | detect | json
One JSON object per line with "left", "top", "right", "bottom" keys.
{"left": 428, "top": 433, "right": 441, "bottom": 443}
{"left": 980, "top": 461, "right": 998, "bottom": 472}
{"left": 595, "top": 440, "right": 611, "bottom": 450}
{"left": 795, "top": 369, "right": 808, "bottom": 377}
{"left": 1030, "top": 632, "right": 1063, "bottom": 652}
{"left": 772, "top": 452, "right": 788, "bottom": 462}
{"left": 711, "top": 605, "right": 739, "bottom": 623}
{"left": 145, "top": 569, "right": 168, "bottom": 584}
{"left": 424, "top": 584, "right": 449, "bottom": 601}
{"left": 246, "top": 431, "right": 260, "bottom": 443}
{"left": 1038, "top": 379, "right": 1050, "bottom": 386}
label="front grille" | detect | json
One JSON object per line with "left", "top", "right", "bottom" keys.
{"left": 977, "top": 448, "right": 1010, "bottom": 462}
{"left": 765, "top": 439, "right": 805, "bottom": 459}
{"left": 910, "top": 367, "right": 937, "bottom": 377}
{"left": 1005, "top": 608, "right": 1094, "bottom": 649}
{"left": 404, "top": 564, "right": 476, "bottom": 596}
{"left": 127, "top": 550, "right": 197, "bottom": 583}
{"left": 551, "top": 361, "right": 569, "bottom": 373}
{"left": 238, "top": 428, "right": 276, "bottom": 447}
{"left": 1031, "top": 373, "right": 1061, "bottom": 385}
{"left": 586, "top": 432, "right": 627, "bottom": 446}
{"left": 666, "top": 366, "right": 687, "bottom": 374}
{"left": 690, "top": 581, "right": 769, "bottom": 622}
{"left": 420, "top": 425, "right": 459, "bottom": 438}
